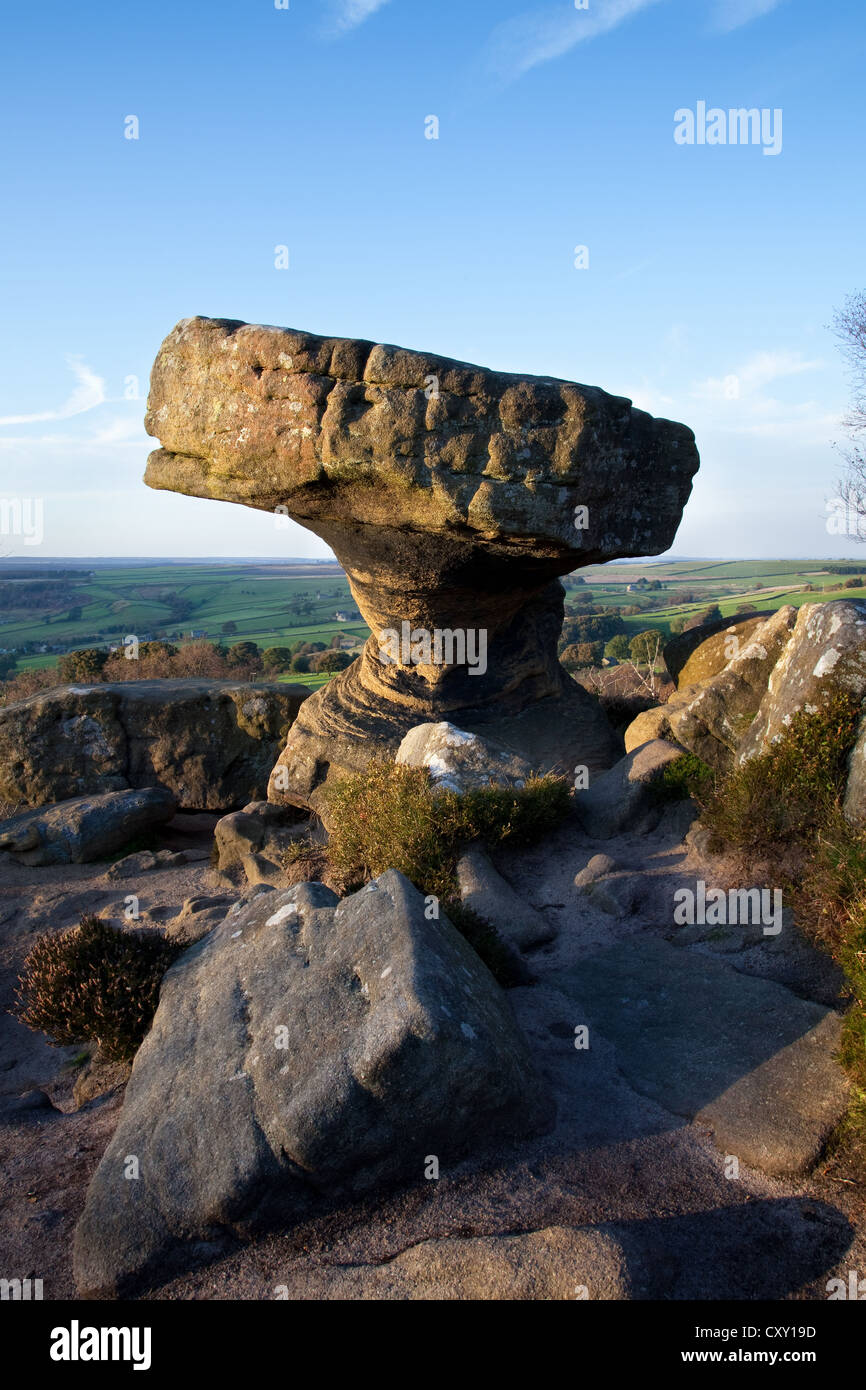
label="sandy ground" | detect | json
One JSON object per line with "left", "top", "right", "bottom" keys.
{"left": 0, "top": 804, "right": 863, "bottom": 1301}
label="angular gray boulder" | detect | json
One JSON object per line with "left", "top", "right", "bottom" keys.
{"left": 74, "top": 870, "right": 551, "bottom": 1297}
{"left": 0, "top": 788, "right": 177, "bottom": 866}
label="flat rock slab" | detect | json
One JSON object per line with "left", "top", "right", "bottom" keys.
{"left": 270, "top": 1225, "right": 630, "bottom": 1300}
{"left": 559, "top": 938, "right": 848, "bottom": 1177}
{"left": 0, "top": 788, "right": 177, "bottom": 866}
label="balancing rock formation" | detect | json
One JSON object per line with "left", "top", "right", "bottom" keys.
{"left": 144, "top": 317, "right": 699, "bottom": 810}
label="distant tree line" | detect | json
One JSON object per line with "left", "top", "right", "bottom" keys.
{"left": 0, "top": 637, "right": 358, "bottom": 702}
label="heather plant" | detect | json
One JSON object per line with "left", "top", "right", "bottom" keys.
{"left": 322, "top": 759, "right": 570, "bottom": 900}
{"left": 699, "top": 690, "right": 862, "bottom": 855}
{"left": 14, "top": 914, "right": 182, "bottom": 1063}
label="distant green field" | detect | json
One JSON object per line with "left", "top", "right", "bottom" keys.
{"left": 571, "top": 559, "right": 866, "bottom": 640}
{"left": 2, "top": 557, "right": 865, "bottom": 680}
{"left": 0, "top": 561, "right": 369, "bottom": 674}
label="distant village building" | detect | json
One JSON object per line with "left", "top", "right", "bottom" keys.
{"left": 626, "top": 577, "right": 664, "bottom": 594}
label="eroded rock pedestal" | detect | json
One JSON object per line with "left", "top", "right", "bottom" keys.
{"left": 144, "top": 317, "right": 699, "bottom": 809}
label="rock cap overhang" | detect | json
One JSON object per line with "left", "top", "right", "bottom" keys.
{"left": 144, "top": 315, "right": 699, "bottom": 560}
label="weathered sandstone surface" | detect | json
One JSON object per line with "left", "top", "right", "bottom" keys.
{"left": 625, "top": 608, "right": 798, "bottom": 771}
{"left": 0, "top": 680, "right": 309, "bottom": 811}
{"left": 144, "top": 317, "right": 699, "bottom": 809}
{"left": 0, "top": 788, "right": 177, "bottom": 866}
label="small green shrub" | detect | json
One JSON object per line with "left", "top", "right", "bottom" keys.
{"left": 322, "top": 759, "right": 570, "bottom": 899}
{"left": 652, "top": 752, "right": 716, "bottom": 804}
{"left": 57, "top": 648, "right": 109, "bottom": 683}
{"left": 700, "top": 691, "right": 862, "bottom": 854}
{"left": 14, "top": 914, "right": 182, "bottom": 1062}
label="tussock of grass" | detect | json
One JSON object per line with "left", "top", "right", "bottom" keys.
{"left": 321, "top": 758, "right": 570, "bottom": 902}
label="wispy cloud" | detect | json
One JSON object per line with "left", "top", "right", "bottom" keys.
{"left": 486, "top": 0, "right": 664, "bottom": 82}
{"left": 485, "top": 0, "right": 789, "bottom": 81}
{"left": 710, "top": 0, "right": 788, "bottom": 35}
{"left": 0, "top": 413, "right": 148, "bottom": 454}
{"left": 692, "top": 350, "right": 822, "bottom": 402}
{"left": 0, "top": 357, "right": 105, "bottom": 427}
{"left": 328, "top": 0, "right": 393, "bottom": 36}
{"left": 628, "top": 349, "right": 834, "bottom": 445}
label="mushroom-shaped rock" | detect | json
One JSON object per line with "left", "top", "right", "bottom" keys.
{"left": 144, "top": 317, "right": 700, "bottom": 810}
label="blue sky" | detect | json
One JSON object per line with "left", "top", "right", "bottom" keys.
{"left": 0, "top": 0, "right": 863, "bottom": 559}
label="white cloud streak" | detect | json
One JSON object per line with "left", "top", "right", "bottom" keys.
{"left": 710, "top": 0, "right": 788, "bottom": 35}
{"left": 486, "top": 0, "right": 789, "bottom": 81}
{"left": 329, "top": 0, "right": 392, "bottom": 36}
{"left": 486, "top": 0, "right": 665, "bottom": 81}
{"left": 0, "top": 357, "right": 105, "bottom": 428}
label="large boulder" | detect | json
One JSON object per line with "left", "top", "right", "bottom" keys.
{"left": 143, "top": 317, "right": 698, "bottom": 811}
{"left": 625, "top": 608, "right": 798, "bottom": 771}
{"left": 664, "top": 612, "right": 774, "bottom": 688}
{"left": 0, "top": 788, "right": 177, "bottom": 865}
{"left": 732, "top": 600, "right": 866, "bottom": 825}
{"left": 739, "top": 601, "right": 866, "bottom": 763}
{"left": 0, "top": 679, "right": 310, "bottom": 811}
{"left": 73, "top": 870, "right": 551, "bottom": 1297}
